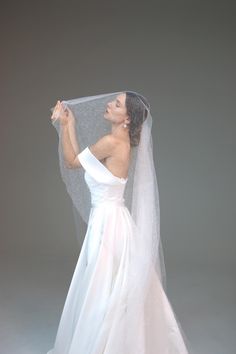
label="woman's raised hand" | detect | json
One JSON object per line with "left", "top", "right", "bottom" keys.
{"left": 50, "top": 101, "right": 71, "bottom": 126}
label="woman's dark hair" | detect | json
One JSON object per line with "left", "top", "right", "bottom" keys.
{"left": 125, "top": 91, "right": 150, "bottom": 147}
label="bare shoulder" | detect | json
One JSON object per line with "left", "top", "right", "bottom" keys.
{"left": 68, "top": 134, "right": 115, "bottom": 170}
{"left": 113, "top": 138, "right": 131, "bottom": 160}
{"left": 105, "top": 137, "right": 131, "bottom": 178}
{"left": 89, "top": 134, "right": 118, "bottom": 161}
{"left": 70, "top": 134, "right": 129, "bottom": 171}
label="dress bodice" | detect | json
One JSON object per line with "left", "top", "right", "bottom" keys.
{"left": 78, "top": 147, "right": 128, "bottom": 208}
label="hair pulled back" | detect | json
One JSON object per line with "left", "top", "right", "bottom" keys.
{"left": 125, "top": 91, "right": 150, "bottom": 147}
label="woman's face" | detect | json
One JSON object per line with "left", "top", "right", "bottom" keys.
{"left": 104, "top": 93, "right": 129, "bottom": 124}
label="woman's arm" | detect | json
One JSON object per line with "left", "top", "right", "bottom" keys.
{"left": 51, "top": 101, "right": 82, "bottom": 169}
{"left": 67, "top": 120, "right": 80, "bottom": 155}
{"left": 52, "top": 101, "right": 116, "bottom": 169}
{"left": 61, "top": 124, "right": 82, "bottom": 168}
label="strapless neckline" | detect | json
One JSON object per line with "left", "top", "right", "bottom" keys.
{"left": 87, "top": 147, "right": 128, "bottom": 183}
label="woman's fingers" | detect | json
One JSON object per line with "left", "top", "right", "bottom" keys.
{"left": 50, "top": 100, "right": 68, "bottom": 123}
{"left": 51, "top": 101, "right": 61, "bottom": 121}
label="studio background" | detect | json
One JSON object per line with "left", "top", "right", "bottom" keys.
{"left": 1, "top": 1, "right": 235, "bottom": 353}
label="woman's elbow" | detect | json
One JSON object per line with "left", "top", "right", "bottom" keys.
{"left": 65, "top": 157, "right": 81, "bottom": 169}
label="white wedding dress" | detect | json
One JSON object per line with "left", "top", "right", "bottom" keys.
{"left": 47, "top": 147, "right": 189, "bottom": 354}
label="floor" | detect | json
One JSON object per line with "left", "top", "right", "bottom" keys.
{"left": 0, "top": 252, "right": 235, "bottom": 354}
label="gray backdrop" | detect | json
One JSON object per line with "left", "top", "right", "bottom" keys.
{"left": 1, "top": 1, "right": 235, "bottom": 353}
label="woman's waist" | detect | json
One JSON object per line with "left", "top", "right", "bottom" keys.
{"left": 91, "top": 197, "right": 125, "bottom": 208}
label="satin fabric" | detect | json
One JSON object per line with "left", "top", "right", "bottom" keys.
{"left": 47, "top": 147, "right": 189, "bottom": 354}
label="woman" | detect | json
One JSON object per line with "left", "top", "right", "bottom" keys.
{"left": 47, "top": 91, "right": 191, "bottom": 354}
